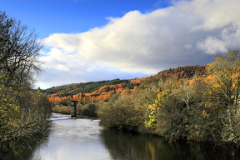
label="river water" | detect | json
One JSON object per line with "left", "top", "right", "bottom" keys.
{"left": 29, "top": 113, "right": 240, "bottom": 160}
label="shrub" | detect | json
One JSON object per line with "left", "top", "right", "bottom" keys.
{"left": 82, "top": 103, "right": 98, "bottom": 117}
{"left": 52, "top": 105, "right": 70, "bottom": 114}
{"left": 98, "top": 93, "right": 145, "bottom": 131}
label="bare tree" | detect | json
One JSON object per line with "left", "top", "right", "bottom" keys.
{"left": 0, "top": 11, "right": 43, "bottom": 92}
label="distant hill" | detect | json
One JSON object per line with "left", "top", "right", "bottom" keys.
{"left": 44, "top": 65, "right": 207, "bottom": 105}
{"left": 44, "top": 78, "right": 141, "bottom": 105}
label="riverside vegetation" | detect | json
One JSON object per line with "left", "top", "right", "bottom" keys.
{"left": 0, "top": 11, "right": 52, "bottom": 159}
{"left": 98, "top": 49, "right": 240, "bottom": 145}
{"left": 52, "top": 49, "right": 240, "bottom": 146}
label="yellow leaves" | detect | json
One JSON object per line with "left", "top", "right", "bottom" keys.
{"left": 151, "top": 118, "right": 156, "bottom": 122}
{"left": 155, "top": 91, "right": 168, "bottom": 107}
{"left": 205, "top": 50, "right": 240, "bottom": 107}
{"left": 149, "top": 104, "right": 157, "bottom": 110}
{"left": 202, "top": 110, "right": 209, "bottom": 118}
{"left": 0, "top": 83, "right": 21, "bottom": 132}
{"left": 151, "top": 111, "right": 156, "bottom": 115}
{"left": 145, "top": 90, "right": 169, "bottom": 129}
{"left": 37, "top": 88, "right": 43, "bottom": 96}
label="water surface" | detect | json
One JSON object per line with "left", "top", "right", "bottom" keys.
{"left": 30, "top": 113, "right": 110, "bottom": 160}
{"left": 29, "top": 113, "right": 240, "bottom": 160}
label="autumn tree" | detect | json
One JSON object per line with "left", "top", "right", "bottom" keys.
{"left": 205, "top": 49, "right": 240, "bottom": 143}
{"left": 206, "top": 49, "right": 240, "bottom": 108}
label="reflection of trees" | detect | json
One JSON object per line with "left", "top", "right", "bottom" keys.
{"left": 100, "top": 129, "right": 239, "bottom": 160}
{"left": 0, "top": 123, "right": 51, "bottom": 160}
{"left": 198, "top": 143, "right": 240, "bottom": 160}
{"left": 100, "top": 129, "right": 159, "bottom": 160}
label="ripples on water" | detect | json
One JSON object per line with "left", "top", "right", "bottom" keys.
{"left": 29, "top": 113, "right": 240, "bottom": 160}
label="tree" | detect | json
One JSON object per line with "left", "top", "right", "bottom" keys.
{"left": 0, "top": 11, "right": 51, "bottom": 159}
{"left": 205, "top": 49, "right": 240, "bottom": 144}
{"left": 206, "top": 49, "right": 240, "bottom": 107}
{"left": 0, "top": 11, "right": 43, "bottom": 92}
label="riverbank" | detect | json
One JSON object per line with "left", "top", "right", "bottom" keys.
{"left": 51, "top": 95, "right": 240, "bottom": 146}
{"left": 97, "top": 84, "right": 240, "bottom": 145}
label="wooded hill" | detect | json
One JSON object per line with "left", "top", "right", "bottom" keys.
{"left": 44, "top": 65, "right": 207, "bottom": 105}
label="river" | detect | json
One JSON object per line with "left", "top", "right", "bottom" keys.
{"left": 28, "top": 113, "right": 240, "bottom": 160}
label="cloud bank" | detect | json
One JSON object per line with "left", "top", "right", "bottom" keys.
{"left": 38, "top": 0, "right": 240, "bottom": 88}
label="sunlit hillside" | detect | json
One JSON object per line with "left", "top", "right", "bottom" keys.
{"left": 43, "top": 65, "right": 207, "bottom": 105}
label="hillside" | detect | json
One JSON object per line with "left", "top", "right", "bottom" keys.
{"left": 44, "top": 65, "right": 207, "bottom": 105}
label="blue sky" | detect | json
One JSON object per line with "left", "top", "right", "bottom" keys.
{"left": 1, "top": 0, "right": 240, "bottom": 89}
{"left": 1, "top": 0, "right": 169, "bottom": 38}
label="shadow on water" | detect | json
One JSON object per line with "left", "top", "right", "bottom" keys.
{"left": 0, "top": 122, "right": 51, "bottom": 160}
{"left": 100, "top": 129, "right": 240, "bottom": 160}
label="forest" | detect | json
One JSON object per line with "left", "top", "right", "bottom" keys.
{"left": 46, "top": 78, "right": 141, "bottom": 105}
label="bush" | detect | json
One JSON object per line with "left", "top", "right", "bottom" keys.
{"left": 52, "top": 105, "right": 70, "bottom": 114}
{"left": 98, "top": 93, "right": 145, "bottom": 131}
{"left": 77, "top": 102, "right": 99, "bottom": 117}
{"left": 82, "top": 103, "right": 98, "bottom": 117}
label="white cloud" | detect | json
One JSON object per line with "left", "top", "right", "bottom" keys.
{"left": 197, "top": 37, "right": 227, "bottom": 54}
{"left": 38, "top": 0, "right": 240, "bottom": 88}
{"left": 185, "top": 0, "right": 240, "bottom": 31}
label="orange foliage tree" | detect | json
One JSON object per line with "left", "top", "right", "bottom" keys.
{"left": 206, "top": 49, "right": 240, "bottom": 108}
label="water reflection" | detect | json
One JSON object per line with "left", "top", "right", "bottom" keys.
{"left": 0, "top": 123, "right": 50, "bottom": 160}
{"left": 100, "top": 129, "right": 240, "bottom": 160}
